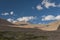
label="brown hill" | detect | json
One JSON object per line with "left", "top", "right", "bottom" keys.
{"left": 0, "top": 18, "right": 13, "bottom": 25}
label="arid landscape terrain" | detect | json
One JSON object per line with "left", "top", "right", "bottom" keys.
{"left": 0, "top": 0, "right": 60, "bottom": 40}
{"left": 0, "top": 18, "right": 60, "bottom": 40}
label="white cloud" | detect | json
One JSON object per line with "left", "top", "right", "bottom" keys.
{"left": 1, "top": 11, "right": 14, "bottom": 16}
{"left": 41, "top": 0, "right": 60, "bottom": 8}
{"left": 36, "top": 5, "right": 43, "bottom": 10}
{"left": 10, "top": 11, "right": 14, "bottom": 15}
{"left": 1, "top": 13, "right": 9, "bottom": 16}
{"left": 17, "top": 16, "right": 36, "bottom": 22}
{"left": 55, "top": 15, "right": 60, "bottom": 20}
{"left": 35, "top": 0, "right": 60, "bottom": 10}
{"left": 7, "top": 18, "right": 14, "bottom": 22}
{"left": 7, "top": 18, "right": 17, "bottom": 23}
{"left": 7, "top": 16, "right": 36, "bottom": 23}
{"left": 42, "top": 15, "right": 55, "bottom": 21}
{"left": 42, "top": 15, "right": 60, "bottom": 21}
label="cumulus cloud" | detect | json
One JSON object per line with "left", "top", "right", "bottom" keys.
{"left": 42, "top": 15, "right": 55, "bottom": 21}
{"left": 10, "top": 11, "right": 14, "bottom": 15}
{"left": 7, "top": 18, "right": 14, "bottom": 22}
{"left": 42, "top": 15, "right": 60, "bottom": 21}
{"left": 55, "top": 15, "right": 60, "bottom": 20}
{"left": 7, "top": 16, "right": 36, "bottom": 23}
{"left": 41, "top": 0, "right": 60, "bottom": 8}
{"left": 1, "top": 11, "right": 14, "bottom": 16}
{"left": 36, "top": 0, "right": 60, "bottom": 10}
{"left": 17, "top": 16, "right": 36, "bottom": 22}
{"left": 36, "top": 5, "right": 43, "bottom": 10}
{"left": 7, "top": 18, "right": 17, "bottom": 23}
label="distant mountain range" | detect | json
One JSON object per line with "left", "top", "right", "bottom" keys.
{"left": 0, "top": 18, "right": 60, "bottom": 31}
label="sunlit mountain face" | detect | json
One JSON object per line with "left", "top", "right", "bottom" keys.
{"left": 0, "top": 0, "right": 60, "bottom": 24}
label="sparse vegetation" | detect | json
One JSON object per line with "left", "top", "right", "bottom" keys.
{"left": 0, "top": 31, "right": 48, "bottom": 40}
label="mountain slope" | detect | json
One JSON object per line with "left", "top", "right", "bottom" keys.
{"left": 0, "top": 18, "right": 13, "bottom": 25}
{"left": 0, "top": 18, "right": 60, "bottom": 40}
{"left": 0, "top": 18, "right": 60, "bottom": 31}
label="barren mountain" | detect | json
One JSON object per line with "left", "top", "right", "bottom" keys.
{"left": 0, "top": 18, "right": 13, "bottom": 25}
{"left": 0, "top": 18, "right": 60, "bottom": 31}
{"left": 0, "top": 18, "right": 60, "bottom": 40}
{"left": 11, "top": 20, "right": 60, "bottom": 31}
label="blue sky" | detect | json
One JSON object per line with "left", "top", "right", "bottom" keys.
{"left": 0, "top": 0, "right": 60, "bottom": 24}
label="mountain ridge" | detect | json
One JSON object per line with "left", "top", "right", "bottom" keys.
{"left": 0, "top": 18, "right": 60, "bottom": 31}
